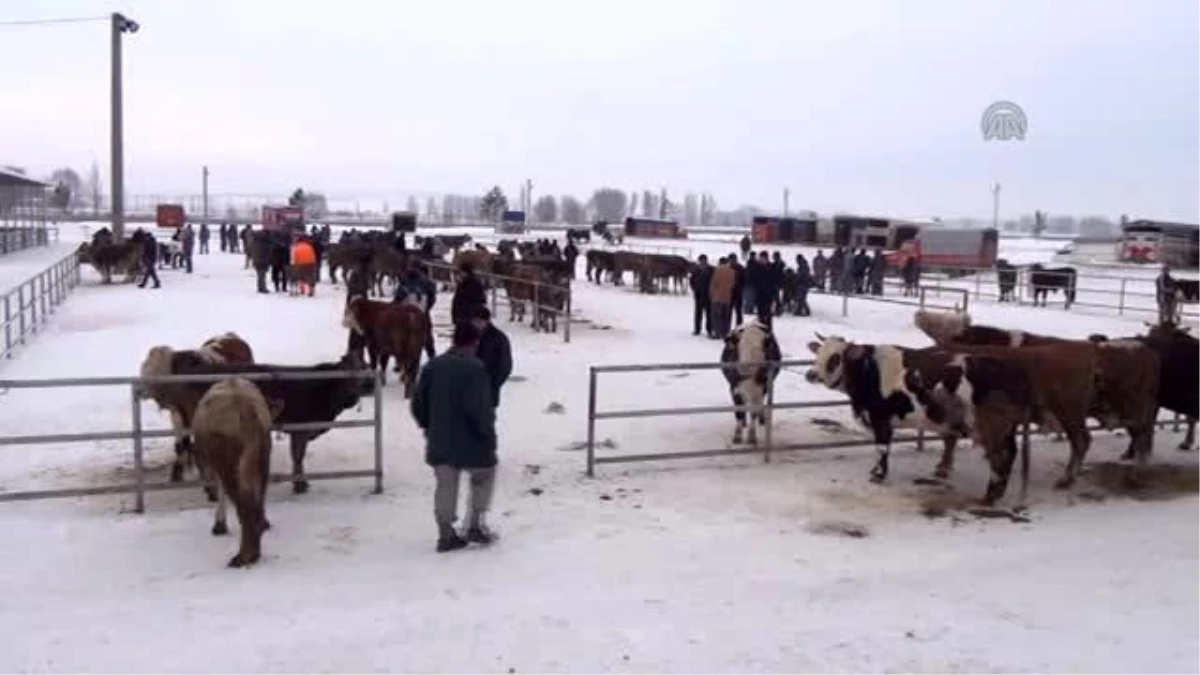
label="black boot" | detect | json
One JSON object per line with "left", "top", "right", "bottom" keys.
{"left": 466, "top": 526, "right": 495, "bottom": 545}
{"left": 436, "top": 525, "right": 467, "bottom": 553}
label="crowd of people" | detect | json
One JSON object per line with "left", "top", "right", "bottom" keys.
{"left": 688, "top": 241, "right": 905, "bottom": 338}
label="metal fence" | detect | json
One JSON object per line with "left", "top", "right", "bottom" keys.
{"left": 1, "top": 251, "right": 83, "bottom": 360}
{"left": 836, "top": 281, "right": 969, "bottom": 317}
{"left": 913, "top": 264, "right": 1199, "bottom": 320}
{"left": 0, "top": 227, "right": 52, "bottom": 255}
{"left": 0, "top": 370, "right": 385, "bottom": 512}
{"left": 424, "top": 260, "right": 573, "bottom": 344}
{"left": 584, "top": 358, "right": 1185, "bottom": 477}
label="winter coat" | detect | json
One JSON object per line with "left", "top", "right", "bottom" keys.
{"left": 250, "top": 231, "right": 272, "bottom": 270}
{"left": 451, "top": 273, "right": 487, "bottom": 324}
{"left": 709, "top": 265, "right": 736, "bottom": 303}
{"left": 411, "top": 350, "right": 497, "bottom": 469}
{"left": 689, "top": 263, "right": 714, "bottom": 299}
{"left": 139, "top": 233, "right": 158, "bottom": 262}
{"left": 475, "top": 324, "right": 513, "bottom": 407}
{"left": 181, "top": 227, "right": 195, "bottom": 254}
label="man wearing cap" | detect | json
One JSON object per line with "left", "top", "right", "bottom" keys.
{"left": 470, "top": 306, "right": 513, "bottom": 408}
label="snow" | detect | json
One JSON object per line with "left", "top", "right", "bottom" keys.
{"left": 0, "top": 241, "right": 78, "bottom": 293}
{"left": 0, "top": 228, "right": 1196, "bottom": 673}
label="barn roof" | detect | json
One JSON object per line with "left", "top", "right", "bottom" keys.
{"left": 0, "top": 166, "right": 49, "bottom": 189}
{"left": 1124, "top": 219, "right": 1199, "bottom": 236}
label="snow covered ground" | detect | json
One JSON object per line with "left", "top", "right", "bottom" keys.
{"left": 0, "top": 230, "right": 1196, "bottom": 673}
{"left": 0, "top": 241, "right": 79, "bottom": 293}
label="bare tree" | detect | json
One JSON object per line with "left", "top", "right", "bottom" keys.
{"left": 479, "top": 186, "right": 508, "bottom": 222}
{"left": 47, "top": 168, "right": 84, "bottom": 212}
{"left": 406, "top": 196, "right": 419, "bottom": 214}
{"left": 588, "top": 188, "right": 628, "bottom": 223}
{"left": 560, "top": 195, "right": 585, "bottom": 225}
{"left": 86, "top": 162, "right": 103, "bottom": 215}
{"left": 425, "top": 196, "right": 439, "bottom": 221}
{"left": 641, "top": 189, "right": 658, "bottom": 218}
{"left": 534, "top": 195, "right": 558, "bottom": 223}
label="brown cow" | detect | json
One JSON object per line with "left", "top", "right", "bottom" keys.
{"left": 916, "top": 310, "right": 1161, "bottom": 472}
{"left": 342, "top": 296, "right": 429, "bottom": 397}
{"left": 191, "top": 377, "right": 284, "bottom": 568}
{"left": 137, "top": 332, "right": 256, "bottom": 495}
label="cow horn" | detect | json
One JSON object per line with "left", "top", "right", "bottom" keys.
{"left": 814, "top": 331, "right": 826, "bottom": 341}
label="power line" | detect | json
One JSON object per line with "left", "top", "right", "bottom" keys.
{"left": 0, "top": 16, "right": 109, "bottom": 28}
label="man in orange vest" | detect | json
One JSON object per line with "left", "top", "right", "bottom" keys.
{"left": 290, "top": 234, "right": 317, "bottom": 297}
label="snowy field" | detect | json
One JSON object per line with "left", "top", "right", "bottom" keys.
{"left": 0, "top": 226, "right": 1196, "bottom": 672}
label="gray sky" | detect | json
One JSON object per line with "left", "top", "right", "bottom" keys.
{"left": 2, "top": 0, "right": 1197, "bottom": 221}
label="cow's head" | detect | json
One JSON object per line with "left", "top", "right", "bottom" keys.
{"left": 136, "top": 345, "right": 176, "bottom": 401}
{"left": 805, "top": 333, "right": 864, "bottom": 392}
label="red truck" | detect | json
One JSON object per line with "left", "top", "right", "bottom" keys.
{"left": 155, "top": 204, "right": 185, "bottom": 229}
{"left": 886, "top": 227, "right": 999, "bottom": 276}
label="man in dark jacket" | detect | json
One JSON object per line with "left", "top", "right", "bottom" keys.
{"left": 135, "top": 229, "right": 161, "bottom": 289}
{"left": 794, "top": 253, "right": 813, "bottom": 316}
{"left": 770, "top": 251, "right": 786, "bottom": 315}
{"left": 394, "top": 265, "right": 439, "bottom": 359}
{"left": 411, "top": 322, "right": 498, "bottom": 552}
{"left": 729, "top": 254, "right": 745, "bottom": 326}
{"left": 812, "top": 250, "right": 828, "bottom": 292}
{"left": 250, "top": 229, "right": 272, "bottom": 294}
{"left": 689, "top": 254, "right": 714, "bottom": 337}
{"left": 563, "top": 240, "right": 580, "bottom": 280}
{"left": 269, "top": 231, "right": 290, "bottom": 293}
{"left": 471, "top": 306, "right": 513, "bottom": 408}
{"left": 451, "top": 266, "right": 486, "bottom": 325}
{"left": 198, "top": 222, "right": 210, "bottom": 254}
{"left": 753, "top": 251, "right": 776, "bottom": 326}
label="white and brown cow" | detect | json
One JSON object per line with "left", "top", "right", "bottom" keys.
{"left": 137, "top": 332, "right": 256, "bottom": 493}
{"left": 719, "top": 319, "right": 782, "bottom": 445}
{"left": 804, "top": 335, "right": 1041, "bottom": 505}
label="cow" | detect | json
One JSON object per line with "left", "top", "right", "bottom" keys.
{"left": 915, "top": 310, "right": 1161, "bottom": 471}
{"left": 995, "top": 259, "right": 1018, "bottom": 302}
{"left": 190, "top": 377, "right": 284, "bottom": 568}
{"left": 137, "top": 332, "right": 256, "bottom": 496}
{"left": 719, "top": 319, "right": 782, "bottom": 446}
{"left": 1028, "top": 264, "right": 1077, "bottom": 308}
{"left": 803, "top": 336, "right": 1096, "bottom": 504}
{"left": 167, "top": 351, "right": 374, "bottom": 495}
{"left": 342, "top": 296, "right": 429, "bottom": 396}
{"left": 585, "top": 249, "right": 616, "bottom": 284}
{"left": 914, "top": 310, "right": 1062, "bottom": 348}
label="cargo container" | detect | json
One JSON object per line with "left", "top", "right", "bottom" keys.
{"left": 497, "top": 210, "right": 527, "bottom": 234}
{"left": 1120, "top": 220, "right": 1199, "bottom": 268}
{"left": 886, "top": 227, "right": 999, "bottom": 275}
{"left": 155, "top": 204, "right": 185, "bottom": 229}
{"left": 262, "top": 205, "right": 304, "bottom": 233}
{"left": 751, "top": 215, "right": 818, "bottom": 244}
{"left": 624, "top": 216, "right": 687, "bottom": 239}
{"left": 391, "top": 211, "right": 417, "bottom": 233}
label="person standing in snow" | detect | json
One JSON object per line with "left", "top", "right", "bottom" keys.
{"left": 410, "top": 321, "right": 499, "bottom": 552}
{"left": 198, "top": 222, "right": 210, "bottom": 254}
{"left": 471, "top": 306, "right": 513, "bottom": 408}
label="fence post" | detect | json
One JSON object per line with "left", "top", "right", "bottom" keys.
{"left": 372, "top": 371, "right": 384, "bottom": 494}
{"left": 919, "top": 287, "right": 927, "bottom": 310}
{"left": 3, "top": 295, "right": 10, "bottom": 358}
{"left": 130, "top": 385, "right": 146, "bottom": 514}
{"left": 840, "top": 289, "right": 849, "bottom": 318}
{"left": 585, "top": 367, "right": 598, "bottom": 478}
{"left": 962, "top": 290, "right": 970, "bottom": 315}
{"left": 564, "top": 287, "right": 572, "bottom": 344}
{"left": 1118, "top": 279, "right": 1126, "bottom": 316}
{"left": 763, "top": 374, "right": 775, "bottom": 464}
{"left": 974, "top": 272, "right": 981, "bottom": 300}
{"left": 489, "top": 283, "right": 497, "bottom": 318}
{"left": 40, "top": 273, "right": 48, "bottom": 319}
{"left": 916, "top": 428, "right": 925, "bottom": 453}
{"left": 18, "top": 286, "right": 26, "bottom": 343}
{"left": 28, "top": 282, "right": 37, "bottom": 335}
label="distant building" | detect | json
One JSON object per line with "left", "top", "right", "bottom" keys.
{"left": 1120, "top": 219, "right": 1199, "bottom": 268}
{"left": 0, "top": 166, "right": 51, "bottom": 253}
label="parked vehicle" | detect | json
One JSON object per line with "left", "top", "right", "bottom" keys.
{"left": 886, "top": 227, "right": 999, "bottom": 276}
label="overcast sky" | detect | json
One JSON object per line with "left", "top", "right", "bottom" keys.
{"left": 2, "top": 0, "right": 1197, "bottom": 221}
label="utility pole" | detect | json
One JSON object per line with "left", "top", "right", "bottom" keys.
{"left": 109, "top": 13, "right": 138, "bottom": 241}
{"left": 525, "top": 178, "right": 533, "bottom": 226}
{"left": 201, "top": 166, "right": 209, "bottom": 228}
{"left": 783, "top": 188, "right": 790, "bottom": 217}
{"left": 991, "top": 182, "right": 1001, "bottom": 230}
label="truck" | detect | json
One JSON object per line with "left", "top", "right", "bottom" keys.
{"left": 262, "top": 205, "right": 304, "bottom": 233}
{"left": 886, "top": 227, "right": 999, "bottom": 276}
{"left": 155, "top": 204, "right": 185, "bottom": 229}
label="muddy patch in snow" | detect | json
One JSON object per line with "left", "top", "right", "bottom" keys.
{"left": 1081, "top": 461, "right": 1199, "bottom": 501}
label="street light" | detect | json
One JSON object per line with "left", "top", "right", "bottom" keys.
{"left": 110, "top": 12, "right": 138, "bottom": 241}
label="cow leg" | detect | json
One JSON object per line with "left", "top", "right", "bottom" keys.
{"left": 1054, "top": 425, "right": 1092, "bottom": 489}
{"left": 731, "top": 391, "right": 746, "bottom": 444}
{"left": 868, "top": 416, "right": 894, "bottom": 483}
{"left": 289, "top": 435, "right": 310, "bottom": 494}
{"left": 211, "top": 480, "right": 229, "bottom": 536}
{"left": 933, "top": 436, "right": 959, "bottom": 479}
{"left": 981, "top": 433, "right": 1020, "bottom": 506}
{"left": 228, "top": 489, "right": 266, "bottom": 568}
{"left": 1179, "top": 418, "right": 1197, "bottom": 451}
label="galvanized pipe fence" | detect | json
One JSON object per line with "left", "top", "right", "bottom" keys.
{"left": 0, "top": 369, "right": 385, "bottom": 512}
{"left": 423, "top": 260, "right": 573, "bottom": 343}
{"left": 1, "top": 251, "right": 83, "bottom": 360}
{"left": 0, "top": 227, "right": 53, "bottom": 255}
{"left": 584, "top": 358, "right": 1187, "bottom": 477}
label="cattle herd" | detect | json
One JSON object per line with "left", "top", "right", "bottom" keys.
{"left": 795, "top": 311, "right": 1196, "bottom": 506}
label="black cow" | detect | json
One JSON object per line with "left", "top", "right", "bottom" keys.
{"left": 719, "top": 320, "right": 782, "bottom": 446}
{"left": 1028, "top": 264, "right": 1077, "bottom": 308}
{"left": 170, "top": 352, "right": 375, "bottom": 494}
{"left": 566, "top": 227, "right": 590, "bottom": 244}
{"left": 995, "top": 259, "right": 1018, "bottom": 302}
{"left": 1173, "top": 278, "right": 1200, "bottom": 303}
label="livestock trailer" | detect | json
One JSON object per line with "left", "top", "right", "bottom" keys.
{"left": 496, "top": 210, "right": 527, "bottom": 234}
{"left": 391, "top": 211, "right": 417, "bottom": 233}
{"left": 886, "top": 227, "right": 999, "bottom": 275}
{"left": 750, "top": 215, "right": 819, "bottom": 244}
{"left": 155, "top": 204, "right": 185, "bottom": 229}
{"left": 262, "top": 205, "right": 305, "bottom": 233}
{"left": 1120, "top": 220, "right": 1199, "bottom": 268}
{"left": 624, "top": 216, "right": 687, "bottom": 239}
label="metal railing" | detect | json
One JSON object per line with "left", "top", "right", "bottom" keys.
{"left": 424, "top": 260, "right": 574, "bottom": 344}
{"left": 835, "top": 281, "right": 969, "bottom": 317}
{"left": 584, "top": 358, "right": 1187, "bottom": 477}
{"left": 1, "top": 251, "right": 83, "bottom": 360}
{"left": 0, "top": 226, "right": 52, "bottom": 255}
{"left": 0, "top": 369, "right": 384, "bottom": 512}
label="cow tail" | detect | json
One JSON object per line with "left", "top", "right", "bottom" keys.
{"left": 237, "top": 435, "right": 264, "bottom": 505}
